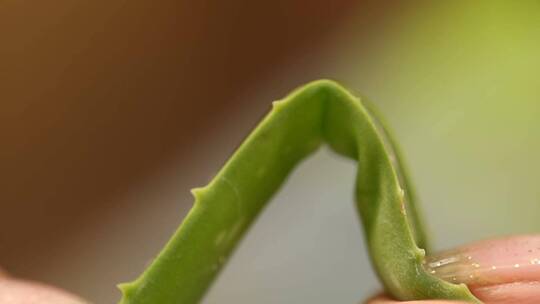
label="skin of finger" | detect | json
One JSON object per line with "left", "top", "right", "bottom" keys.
{"left": 472, "top": 281, "right": 540, "bottom": 304}
{"left": 0, "top": 278, "right": 87, "bottom": 304}
{"left": 367, "top": 284, "right": 540, "bottom": 304}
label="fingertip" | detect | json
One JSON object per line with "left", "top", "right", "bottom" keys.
{"left": 0, "top": 278, "right": 87, "bottom": 304}
{"left": 425, "top": 234, "right": 540, "bottom": 303}
{"left": 426, "top": 235, "right": 540, "bottom": 286}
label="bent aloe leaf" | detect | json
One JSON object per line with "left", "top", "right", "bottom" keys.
{"left": 118, "top": 80, "right": 480, "bottom": 303}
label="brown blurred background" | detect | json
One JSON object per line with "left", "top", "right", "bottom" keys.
{"left": 1, "top": 0, "right": 360, "bottom": 266}
{"left": 3, "top": 1, "right": 540, "bottom": 303}
{"left": 0, "top": 0, "right": 393, "bottom": 302}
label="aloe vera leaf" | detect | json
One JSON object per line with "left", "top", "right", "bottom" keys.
{"left": 118, "top": 80, "right": 480, "bottom": 303}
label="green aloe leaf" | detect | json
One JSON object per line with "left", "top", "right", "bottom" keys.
{"left": 118, "top": 80, "right": 479, "bottom": 303}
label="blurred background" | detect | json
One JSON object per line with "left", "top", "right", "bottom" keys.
{"left": 2, "top": 1, "right": 540, "bottom": 303}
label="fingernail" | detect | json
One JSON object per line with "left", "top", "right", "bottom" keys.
{"left": 424, "top": 235, "right": 540, "bottom": 286}
{"left": 423, "top": 235, "right": 540, "bottom": 303}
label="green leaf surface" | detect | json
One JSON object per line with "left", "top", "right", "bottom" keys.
{"left": 118, "top": 80, "right": 479, "bottom": 303}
